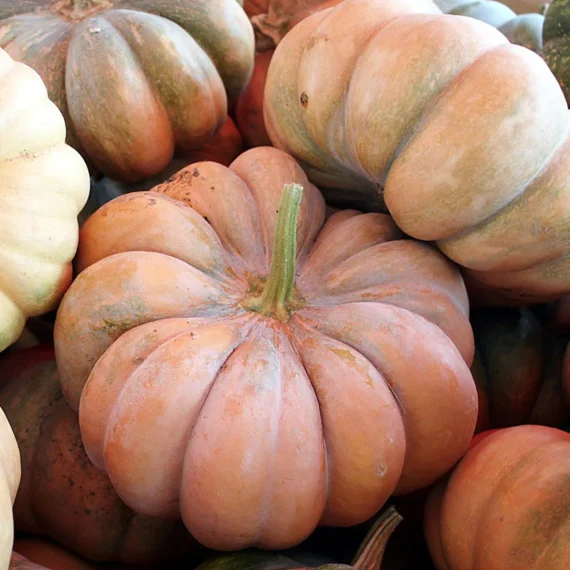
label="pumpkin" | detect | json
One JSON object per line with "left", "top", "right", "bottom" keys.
{"left": 0, "top": 0, "right": 254, "bottom": 183}
{"left": 435, "top": 0, "right": 544, "bottom": 51}
{"left": 0, "top": 408, "right": 20, "bottom": 570}
{"left": 196, "top": 507, "right": 402, "bottom": 570}
{"left": 264, "top": 0, "right": 570, "bottom": 305}
{"left": 235, "top": 51, "right": 273, "bottom": 147}
{"left": 0, "top": 346, "right": 197, "bottom": 564}
{"left": 244, "top": 0, "right": 343, "bottom": 50}
{"left": 53, "top": 146, "right": 477, "bottom": 551}
{"left": 424, "top": 425, "right": 570, "bottom": 570}
{"left": 79, "top": 116, "right": 243, "bottom": 225}
{"left": 0, "top": 47, "right": 89, "bottom": 353}
{"left": 471, "top": 307, "right": 570, "bottom": 432}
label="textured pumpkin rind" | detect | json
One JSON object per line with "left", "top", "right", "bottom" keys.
{"left": 425, "top": 425, "right": 570, "bottom": 570}
{"left": 54, "top": 146, "right": 477, "bottom": 551}
{"left": 0, "top": 0, "right": 254, "bottom": 182}
{"left": 0, "top": 48, "right": 89, "bottom": 352}
{"left": 264, "top": 0, "right": 570, "bottom": 304}
{"left": 0, "top": 347, "right": 197, "bottom": 564}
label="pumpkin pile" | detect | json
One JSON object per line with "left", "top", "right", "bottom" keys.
{"left": 1, "top": 0, "right": 570, "bottom": 569}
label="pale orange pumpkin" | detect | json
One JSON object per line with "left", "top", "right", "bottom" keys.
{"left": 264, "top": 0, "right": 570, "bottom": 304}
{"left": 54, "top": 146, "right": 477, "bottom": 551}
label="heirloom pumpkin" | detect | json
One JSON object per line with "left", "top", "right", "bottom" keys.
{"left": 436, "top": 0, "right": 545, "bottom": 51}
{"left": 0, "top": 47, "right": 89, "bottom": 353}
{"left": 0, "top": 407, "right": 20, "bottom": 570}
{"left": 471, "top": 307, "right": 570, "bottom": 432}
{"left": 54, "top": 147, "right": 477, "bottom": 551}
{"left": 264, "top": 0, "right": 570, "bottom": 304}
{"left": 424, "top": 425, "right": 570, "bottom": 570}
{"left": 0, "top": 0, "right": 254, "bottom": 182}
{"left": 0, "top": 347, "right": 197, "bottom": 564}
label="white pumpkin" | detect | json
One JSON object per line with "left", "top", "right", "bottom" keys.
{"left": 0, "top": 48, "right": 89, "bottom": 352}
{"left": 0, "top": 408, "right": 19, "bottom": 570}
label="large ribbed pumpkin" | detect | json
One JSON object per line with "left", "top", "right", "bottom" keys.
{"left": 264, "top": 0, "right": 570, "bottom": 305}
{"left": 54, "top": 146, "right": 477, "bottom": 551}
{"left": 424, "top": 425, "right": 570, "bottom": 570}
{"left": 0, "top": 47, "right": 89, "bottom": 353}
{"left": 0, "top": 346, "right": 196, "bottom": 564}
{"left": 0, "top": 0, "right": 254, "bottom": 182}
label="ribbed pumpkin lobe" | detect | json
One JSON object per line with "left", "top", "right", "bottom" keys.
{"left": 242, "top": 183, "right": 305, "bottom": 322}
{"left": 50, "top": 0, "right": 113, "bottom": 22}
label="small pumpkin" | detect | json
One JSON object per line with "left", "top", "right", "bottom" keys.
{"left": 0, "top": 47, "right": 89, "bottom": 353}
{"left": 0, "top": 346, "right": 197, "bottom": 564}
{"left": 0, "top": 0, "right": 254, "bottom": 182}
{"left": 79, "top": 116, "right": 243, "bottom": 225}
{"left": 0, "top": 407, "right": 20, "bottom": 570}
{"left": 424, "top": 425, "right": 570, "bottom": 570}
{"left": 435, "top": 0, "right": 544, "bottom": 52}
{"left": 54, "top": 146, "right": 477, "bottom": 551}
{"left": 471, "top": 306, "right": 570, "bottom": 432}
{"left": 264, "top": 0, "right": 570, "bottom": 304}
{"left": 196, "top": 507, "right": 402, "bottom": 570}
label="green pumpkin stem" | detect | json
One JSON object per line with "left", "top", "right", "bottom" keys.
{"left": 256, "top": 183, "right": 303, "bottom": 320}
{"left": 351, "top": 507, "right": 403, "bottom": 570}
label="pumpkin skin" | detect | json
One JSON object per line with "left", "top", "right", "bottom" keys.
{"left": 471, "top": 307, "right": 570, "bottom": 432}
{"left": 424, "top": 425, "right": 570, "bottom": 570}
{"left": 264, "top": 0, "right": 570, "bottom": 305}
{"left": 11, "top": 540, "right": 97, "bottom": 570}
{"left": 435, "top": 0, "right": 544, "bottom": 51}
{"left": 0, "top": 47, "right": 89, "bottom": 353}
{"left": 235, "top": 51, "right": 273, "bottom": 148}
{"left": 0, "top": 407, "right": 20, "bottom": 570}
{"left": 0, "top": 346, "right": 197, "bottom": 564}
{"left": 0, "top": 0, "right": 254, "bottom": 182}
{"left": 79, "top": 116, "right": 243, "bottom": 225}
{"left": 54, "top": 146, "right": 477, "bottom": 551}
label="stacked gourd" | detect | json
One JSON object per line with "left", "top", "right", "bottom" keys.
{"left": 1, "top": 1, "right": 570, "bottom": 570}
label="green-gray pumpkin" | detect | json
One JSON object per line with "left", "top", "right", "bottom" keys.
{"left": 436, "top": 0, "right": 545, "bottom": 51}
{"left": 0, "top": 0, "right": 254, "bottom": 182}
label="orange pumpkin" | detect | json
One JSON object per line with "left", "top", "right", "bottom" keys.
{"left": 424, "top": 425, "right": 570, "bottom": 570}
{"left": 0, "top": 347, "right": 197, "bottom": 564}
{"left": 264, "top": 0, "right": 570, "bottom": 304}
{"left": 54, "top": 146, "right": 477, "bottom": 551}
{"left": 0, "top": 0, "right": 254, "bottom": 182}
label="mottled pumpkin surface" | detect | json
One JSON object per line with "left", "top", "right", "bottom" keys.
{"left": 54, "top": 146, "right": 477, "bottom": 551}
{"left": 0, "top": 0, "right": 254, "bottom": 182}
{"left": 425, "top": 425, "right": 570, "bottom": 570}
{"left": 264, "top": 0, "right": 570, "bottom": 304}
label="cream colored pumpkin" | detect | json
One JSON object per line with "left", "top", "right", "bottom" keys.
{"left": 0, "top": 408, "right": 20, "bottom": 570}
{"left": 0, "top": 48, "right": 89, "bottom": 352}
